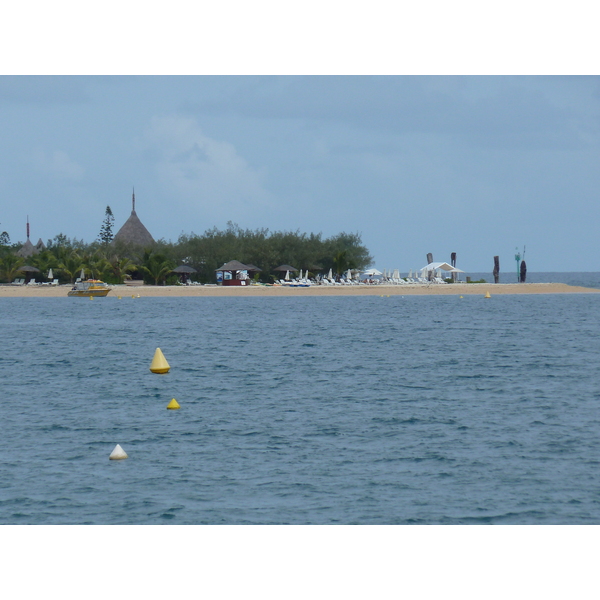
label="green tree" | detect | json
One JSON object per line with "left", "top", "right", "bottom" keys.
{"left": 140, "top": 250, "right": 175, "bottom": 285}
{"left": 107, "top": 255, "right": 137, "bottom": 284}
{"left": 98, "top": 206, "right": 115, "bottom": 246}
{"left": 58, "top": 251, "right": 85, "bottom": 283}
{"left": 0, "top": 253, "right": 24, "bottom": 283}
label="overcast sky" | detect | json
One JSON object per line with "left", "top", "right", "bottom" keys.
{"left": 1, "top": 75, "right": 599, "bottom": 272}
{"left": 2, "top": 77, "right": 599, "bottom": 271}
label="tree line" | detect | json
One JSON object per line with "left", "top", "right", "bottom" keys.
{"left": 0, "top": 215, "right": 373, "bottom": 285}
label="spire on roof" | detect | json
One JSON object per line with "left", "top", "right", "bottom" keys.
{"left": 113, "top": 189, "right": 155, "bottom": 247}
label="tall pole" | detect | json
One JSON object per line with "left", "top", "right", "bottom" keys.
{"left": 515, "top": 247, "right": 521, "bottom": 283}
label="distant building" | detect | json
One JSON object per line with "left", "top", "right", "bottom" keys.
{"left": 113, "top": 189, "right": 155, "bottom": 247}
{"left": 16, "top": 218, "right": 46, "bottom": 257}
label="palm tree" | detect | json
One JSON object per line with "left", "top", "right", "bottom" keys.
{"left": 108, "top": 255, "right": 137, "bottom": 284}
{"left": 141, "top": 252, "right": 175, "bottom": 285}
{"left": 58, "top": 251, "right": 84, "bottom": 283}
{"left": 83, "top": 251, "right": 111, "bottom": 281}
{"left": 0, "top": 253, "right": 25, "bottom": 283}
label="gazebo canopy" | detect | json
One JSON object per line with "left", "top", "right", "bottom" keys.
{"left": 215, "top": 260, "right": 250, "bottom": 272}
{"left": 420, "top": 262, "right": 464, "bottom": 273}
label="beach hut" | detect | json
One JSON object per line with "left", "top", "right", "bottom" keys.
{"left": 215, "top": 260, "right": 252, "bottom": 286}
{"left": 172, "top": 265, "right": 197, "bottom": 284}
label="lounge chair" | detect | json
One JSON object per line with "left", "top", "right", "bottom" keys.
{"left": 11, "top": 278, "right": 25, "bottom": 285}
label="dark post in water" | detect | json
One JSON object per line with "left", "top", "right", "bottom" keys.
{"left": 520, "top": 260, "right": 527, "bottom": 283}
{"left": 493, "top": 256, "right": 500, "bottom": 284}
{"left": 451, "top": 252, "right": 457, "bottom": 282}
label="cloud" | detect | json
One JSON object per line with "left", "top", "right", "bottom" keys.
{"left": 143, "top": 115, "right": 274, "bottom": 221}
{"left": 32, "top": 148, "right": 84, "bottom": 180}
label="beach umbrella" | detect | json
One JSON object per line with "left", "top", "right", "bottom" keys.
{"left": 408, "top": 269, "right": 413, "bottom": 279}
{"left": 245, "top": 264, "right": 262, "bottom": 273}
{"left": 172, "top": 265, "right": 197, "bottom": 274}
{"left": 327, "top": 268, "right": 333, "bottom": 280}
{"left": 47, "top": 268, "right": 53, "bottom": 280}
{"left": 285, "top": 270, "right": 290, "bottom": 281}
{"left": 79, "top": 268, "right": 85, "bottom": 280}
{"left": 346, "top": 269, "right": 352, "bottom": 281}
{"left": 274, "top": 264, "right": 298, "bottom": 272}
{"left": 299, "top": 269, "right": 303, "bottom": 279}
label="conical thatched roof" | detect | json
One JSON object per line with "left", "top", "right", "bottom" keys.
{"left": 113, "top": 190, "right": 155, "bottom": 247}
{"left": 17, "top": 239, "right": 37, "bottom": 257}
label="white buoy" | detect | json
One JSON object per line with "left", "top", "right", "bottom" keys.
{"left": 109, "top": 444, "right": 128, "bottom": 460}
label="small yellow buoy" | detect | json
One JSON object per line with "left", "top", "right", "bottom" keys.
{"left": 109, "top": 444, "right": 128, "bottom": 460}
{"left": 167, "top": 398, "right": 180, "bottom": 410}
{"left": 460, "top": 295, "right": 464, "bottom": 299}
{"left": 137, "top": 294, "right": 140, "bottom": 298}
{"left": 132, "top": 295, "right": 135, "bottom": 299}
{"left": 484, "top": 291, "right": 491, "bottom": 299}
{"left": 150, "top": 347, "right": 170, "bottom": 374}
{"left": 89, "top": 295, "right": 93, "bottom": 300}
{"left": 118, "top": 296, "right": 122, "bottom": 299}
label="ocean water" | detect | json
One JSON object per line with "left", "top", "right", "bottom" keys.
{"left": 2, "top": 288, "right": 600, "bottom": 524}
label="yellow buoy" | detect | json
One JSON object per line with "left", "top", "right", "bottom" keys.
{"left": 150, "top": 347, "right": 170, "bottom": 374}
{"left": 132, "top": 295, "right": 135, "bottom": 299}
{"left": 118, "top": 296, "right": 122, "bottom": 299}
{"left": 484, "top": 291, "right": 491, "bottom": 299}
{"left": 167, "top": 398, "right": 180, "bottom": 410}
{"left": 109, "top": 444, "right": 128, "bottom": 460}
{"left": 460, "top": 296, "right": 464, "bottom": 298}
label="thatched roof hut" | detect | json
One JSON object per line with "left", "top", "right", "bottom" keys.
{"left": 215, "top": 260, "right": 250, "bottom": 272}
{"left": 113, "top": 190, "right": 155, "bottom": 247}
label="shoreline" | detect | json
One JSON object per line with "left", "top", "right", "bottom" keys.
{"left": 1, "top": 282, "right": 599, "bottom": 298}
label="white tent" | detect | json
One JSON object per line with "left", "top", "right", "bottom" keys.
{"left": 363, "top": 268, "right": 383, "bottom": 276}
{"left": 420, "top": 262, "right": 464, "bottom": 273}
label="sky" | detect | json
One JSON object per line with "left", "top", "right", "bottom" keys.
{"left": 1, "top": 75, "right": 599, "bottom": 273}
{"left": 1, "top": 2, "right": 599, "bottom": 274}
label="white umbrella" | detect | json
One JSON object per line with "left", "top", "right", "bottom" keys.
{"left": 346, "top": 269, "right": 352, "bottom": 281}
{"left": 299, "top": 269, "right": 303, "bottom": 279}
{"left": 285, "top": 270, "right": 290, "bottom": 281}
{"left": 47, "top": 268, "right": 53, "bottom": 280}
{"left": 408, "top": 269, "right": 413, "bottom": 279}
{"left": 363, "top": 268, "right": 383, "bottom": 276}
{"left": 393, "top": 269, "right": 400, "bottom": 279}
{"left": 327, "top": 268, "right": 333, "bottom": 280}
{"left": 79, "top": 268, "right": 85, "bottom": 280}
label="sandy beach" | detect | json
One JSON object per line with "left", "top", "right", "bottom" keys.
{"left": 1, "top": 282, "right": 599, "bottom": 298}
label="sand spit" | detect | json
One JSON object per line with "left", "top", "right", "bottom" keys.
{"left": 1, "top": 282, "right": 599, "bottom": 298}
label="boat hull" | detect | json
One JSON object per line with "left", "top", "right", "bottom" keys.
{"left": 67, "top": 289, "right": 111, "bottom": 297}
